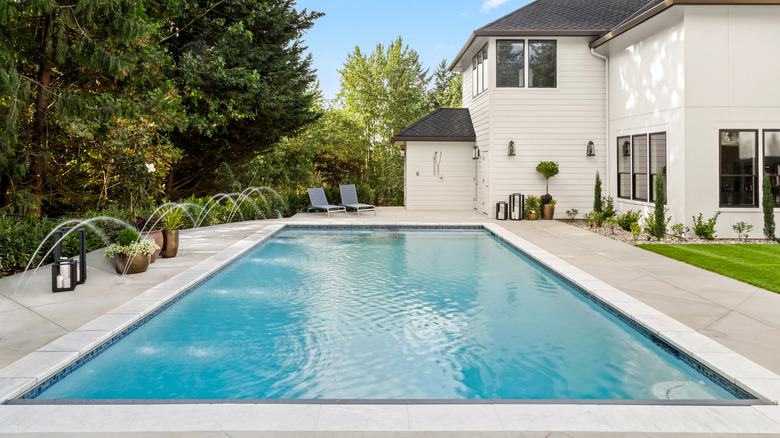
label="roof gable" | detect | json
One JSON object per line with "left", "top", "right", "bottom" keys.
{"left": 392, "top": 108, "right": 475, "bottom": 143}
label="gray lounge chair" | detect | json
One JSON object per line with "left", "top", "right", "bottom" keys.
{"left": 307, "top": 187, "right": 347, "bottom": 217}
{"left": 339, "top": 184, "right": 376, "bottom": 216}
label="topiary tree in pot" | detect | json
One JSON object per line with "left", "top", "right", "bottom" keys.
{"left": 536, "top": 161, "right": 559, "bottom": 219}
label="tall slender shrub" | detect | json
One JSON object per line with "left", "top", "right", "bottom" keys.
{"left": 653, "top": 171, "right": 666, "bottom": 239}
{"left": 594, "top": 172, "right": 603, "bottom": 213}
{"left": 763, "top": 171, "right": 776, "bottom": 240}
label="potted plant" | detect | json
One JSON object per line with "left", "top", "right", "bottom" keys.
{"left": 541, "top": 198, "right": 556, "bottom": 220}
{"left": 525, "top": 195, "right": 541, "bottom": 220}
{"left": 105, "top": 228, "right": 159, "bottom": 274}
{"left": 161, "top": 207, "right": 185, "bottom": 258}
{"left": 134, "top": 214, "right": 164, "bottom": 262}
{"left": 536, "top": 161, "right": 559, "bottom": 220}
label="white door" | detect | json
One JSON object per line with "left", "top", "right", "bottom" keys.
{"left": 474, "top": 150, "right": 489, "bottom": 215}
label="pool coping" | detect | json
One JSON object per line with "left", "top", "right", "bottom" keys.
{"left": 0, "top": 221, "right": 779, "bottom": 435}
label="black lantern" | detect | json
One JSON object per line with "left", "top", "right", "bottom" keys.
{"left": 507, "top": 140, "right": 515, "bottom": 156}
{"left": 51, "top": 227, "right": 87, "bottom": 292}
{"left": 495, "top": 201, "right": 508, "bottom": 220}
{"left": 622, "top": 140, "right": 631, "bottom": 156}
{"left": 472, "top": 145, "right": 480, "bottom": 160}
{"left": 586, "top": 141, "right": 595, "bottom": 156}
{"left": 509, "top": 193, "right": 524, "bottom": 220}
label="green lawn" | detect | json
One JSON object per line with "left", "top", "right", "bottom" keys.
{"left": 635, "top": 244, "right": 780, "bottom": 294}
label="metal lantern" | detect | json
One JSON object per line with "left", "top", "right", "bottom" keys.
{"left": 509, "top": 193, "right": 524, "bottom": 220}
{"left": 586, "top": 140, "right": 595, "bottom": 156}
{"left": 622, "top": 140, "right": 631, "bottom": 156}
{"left": 51, "top": 227, "right": 87, "bottom": 292}
{"left": 495, "top": 201, "right": 508, "bottom": 220}
{"left": 472, "top": 145, "right": 480, "bottom": 160}
{"left": 507, "top": 140, "right": 516, "bottom": 156}
{"left": 52, "top": 258, "right": 77, "bottom": 292}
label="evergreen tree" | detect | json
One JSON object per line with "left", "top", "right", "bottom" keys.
{"left": 763, "top": 171, "right": 776, "bottom": 240}
{"left": 653, "top": 171, "right": 666, "bottom": 239}
{"left": 594, "top": 172, "right": 603, "bottom": 213}
{"left": 428, "top": 59, "right": 462, "bottom": 109}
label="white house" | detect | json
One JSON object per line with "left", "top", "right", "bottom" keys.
{"left": 393, "top": 0, "right": 780, "bottom": 238}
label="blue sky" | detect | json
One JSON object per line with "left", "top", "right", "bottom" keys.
{"left": 294, "top": 0, "right": 533, "bottom": 102}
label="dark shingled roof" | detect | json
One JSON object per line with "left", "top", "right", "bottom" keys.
{"left": 478, "top": 0, "right": 663, "bottom": 33}
{"left": 392, "top": 108, "right": 475, "bottom": 142}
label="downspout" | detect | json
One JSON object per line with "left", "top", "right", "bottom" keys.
{"left": 590, "top": 47, "right": 609, "bottom": 207}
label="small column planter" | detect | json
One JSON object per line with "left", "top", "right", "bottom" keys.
{"left": 161, "top": 229, "right": 179, "bottom": 258}
{"left": 112, "top": 253, "right": 150, "bottom": 275}
{"left": 140, "top": 230, "right": 164, "bottom": 263}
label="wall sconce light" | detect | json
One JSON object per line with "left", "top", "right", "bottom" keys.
{"left": 507, "top": 140, "right": 516, "bottom": 156}
{"left": 586, "top": 141, "right": 595, "bottom": 157}
{"left": 472, "top": 145, "right": 480, "bottom": 160}
{"left": 51, "top": 227, "right": 86, "bottom": 293}
{"left": 622, "top": 140, "right": 631, "bottom": 157}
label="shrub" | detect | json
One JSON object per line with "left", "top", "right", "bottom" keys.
{"left": 606, "top": 216, "right": 618, "bottom": 234}
{"left": 594, "top": 172, "right": 603, "bottom": 214}
{"left": 644, "top": 207, "right": 670, "bottom": 239}
{"left": 584, "top": 211, "right": 603, "bottom": 228}
{"left": 763, "top": 172, "right": 776, "bottom": 240}
{"left": 601, "top": 196, "right": 615, "bottom": 219}
{"left": 617, "top": 210, "right": 641, "bottom": 231}
{"left": 630, "top": 222, "right": 642, "bottom": 241}
{"left": 670, "top": 223, "right": 689, "bottom": 239}
{"left": 732, "top": 221, "right": 753, "bottom": 242}
{"left": 525, "top": 195, "right": 541, "bottom": 219}
{"left": 540, "top": 194, "right": 553, "bottom": 205}
{"left": 116, "top": 227, "right": 141, "bottom": 246}
{"left": 653, "top": 171, "right": 666, "bottom": 239}
{"left": 536, "top": 161, "right": 559, "bottom": 194}
{"left": 692, "top": 212, "right": 721, "bottom": 240}
{"left": 566, "top": 208, "right": 579, "bottom": 220}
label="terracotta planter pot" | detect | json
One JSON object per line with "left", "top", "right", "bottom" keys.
{"left": 140, "top": 230, "right": 163, "bottom": 263}
{"left": 528, "top": 211, "right": 538, "bottom": 220}
{"left": 112, "top": 253, "right": 150, "bottom": 275}
{"left": 161, "top": 229, "right": 179, "bottom": 258}
{"left": 541, "top": 205, "right": 555, "bottom": 220}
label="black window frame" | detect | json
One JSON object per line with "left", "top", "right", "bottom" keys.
{"left": 495, "top": 40, "right": 524, "bottom": 88}
{"left": 528, "top": 40, "right": 557, "bottom": 88}
{"left": 632, "top": 134, "right": 648, "bottom": 202}
{"left": 763, "top": 129, "right": 780, "bottom": 206}
{"left": 617, "top": 136, "right": 631, "bottom": 200}
{"left": 649, "top": 132, "right": 667, "bottom": 203}
{"left": 719, "top": 129, "right": 758, "bottom": 208}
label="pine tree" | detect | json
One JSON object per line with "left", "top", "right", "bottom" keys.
{"left": 594, "top": 172, "right": 603, "bottom": 213}
{"left": 653, "top": 171, "right": 666, "bottom": 239}
{"left": 764, "top": 171, "right": 776, "bottom": 240}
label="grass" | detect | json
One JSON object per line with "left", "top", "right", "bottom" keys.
{"left": 635, "top": 244, "right": 780, "bottom": 294}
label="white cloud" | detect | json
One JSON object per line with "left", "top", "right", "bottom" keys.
{"left": 481, "top": 0, "right": 510, "bottom": 13}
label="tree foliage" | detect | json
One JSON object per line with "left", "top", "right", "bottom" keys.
{"left": 428, "top": 59, "right": 462, "bottom": 110}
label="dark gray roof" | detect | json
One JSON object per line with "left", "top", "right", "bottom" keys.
{"left": 478, "top": 0, "right": 663, "bottom": 33}
{"left": 392, "top": 108, "right": 475, "bottom": 142}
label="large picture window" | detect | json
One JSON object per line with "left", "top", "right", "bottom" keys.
{"left": 764, "top": 130, "right": 780, "bottom": 204}
{"left": 649, "top": 132, "right": 667, "bottom": 202}
{"left": 496, "top": 40, "right": 524, "bottom": 88}
{"left": 720, "top": 130, "right": 758, "bottom": 207}
{"left": 528, "top": 40, "right": 556, "bottom": 88}
{"left": 617, "top": 136, "right": 631, "bottom": 199}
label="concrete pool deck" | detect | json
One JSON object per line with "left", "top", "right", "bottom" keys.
{"left": 0, "top": 208, "right": 779, "bottom": 436}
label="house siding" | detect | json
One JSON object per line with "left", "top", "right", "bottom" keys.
{"left": 462, "top": 52, "right": 492, "bottom": 214}
{"left": 404, "top": 141, "right": 475, "bottom": 210}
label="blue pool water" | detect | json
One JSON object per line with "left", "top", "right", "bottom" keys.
{"left": 35, "top": 227, "right": 737, "bottom": 400}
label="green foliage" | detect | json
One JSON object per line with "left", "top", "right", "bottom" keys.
{"left": 644, "top": 207, "right": 670, "bottom": 239}
{"left": 584, "top": 211, "right": 604, "bottom": 228}
{"left": 535, "top": 161, "right": 559, "bottom": 194}
{"left": 692, "top": 212, "right": 721, "bottom": 240}
{"left": 732, "top": 221, "right": 753, "bottom": 242}
{"left": 565, "top": 208, "right": 579, "bottom": 220}
{"left": 670, "top": 223, "right": 689, "bottom": 239}
{"left": 161, "top": 207, "right": 185, "bottom": 231}
{"left": 763, "top": 172, "right": 776, "bottom": 240}
{"left": 606, "top": 216, "right": 618, "bottom": 234}
{"left": 524, "top": 195, "right": 540, "bottom": 219}
{"left": 653, "top": 171, "right": 666, "bottom": 239}
{"left": 630, "top": 222, "right": 642, "bottom": 241}
{"left": 105, "top": 239, "right": 158, "bottom": 257}
{"left": 116, "top": 227, "right": 140, "bottom": 246}
{"left": 594, "top": 172, "right": 603, "bottom": 214}
{"left": 618, "top": 210, "right": 642, "bottom": 231}
{"left": 428, "top": 59, "right": 462, "bottom": 109}
{"left": 601, "top": 196, "right": 615, "bottom": 219}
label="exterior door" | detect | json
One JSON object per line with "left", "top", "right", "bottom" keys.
{"left": 474, "top": 149, "right": 489, "bottom": 215}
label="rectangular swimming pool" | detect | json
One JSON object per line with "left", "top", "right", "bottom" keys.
{"left": 25, "top": 227, "right": 749, "bottom": 400}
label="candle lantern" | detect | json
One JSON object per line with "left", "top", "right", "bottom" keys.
{"left": 52, "top": 258, "right": 77, "bottom": 292}
{"left": 495, "top": 201, "right": 508, "bottom": 220}
{"left": 509, "top": 193, "right": 524, "bottom": 220}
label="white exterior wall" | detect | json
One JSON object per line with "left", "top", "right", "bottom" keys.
{"left": 602, "top": 5, "right": 780, "bottom": 238}
{"left": 461, "top": 52, "right": 492, "bottom": 215}
{"left": 404, "top": 141, "right": 475, "bottom": 210}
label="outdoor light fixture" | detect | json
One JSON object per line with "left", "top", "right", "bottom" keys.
{"left": 51, "top": 227, "right": 87, "bottom": 293}
{"left": 622, "top": 140, "right": 631, "bottom": 157}
{"left": 507, "top": 140, "right": 516, "bottom": 156}
{"left": 495, "top": 201, "right": 508, "bottom": 220}
{"left": 472, "top": 145, "right": 480, "bottom": 160}
{"left": 586, "top": 140, "right": 595, "bottom": 156}
{"left": 509, "top": 193, "right": 524, "bottom": 220}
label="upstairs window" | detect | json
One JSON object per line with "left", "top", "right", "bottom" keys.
{"left": 496, "top": 40, "right": 524, "bottom": 87}
{"left": 528, "top": 40, "right": 556, "bottom": 88}
{"left": 472, "top": 44, "right": 488, "bottom": 97}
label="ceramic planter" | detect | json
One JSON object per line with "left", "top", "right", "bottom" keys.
{"left": 542, "top": 205, "right": 555, "bottom": 220}
{"left": 140, "top": 230, "right": 163, "bottom": 262}
{"left": 112, "top": 253, "right": 150, "bottom": 274}
{"left": 161, "top": 229, "right": 179, "bottom": 258}
{"left": 528, "top": 211, "right": 539, "bottom": 220}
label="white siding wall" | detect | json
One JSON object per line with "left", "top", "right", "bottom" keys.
{"left": 487, "top": 37, "right": 607, "bottom": 218}
{"left": 462, "top": 45, "right": 492, "bottom": 215}
{"left": 404, "top": 141, "right": 475, "bottom": 210}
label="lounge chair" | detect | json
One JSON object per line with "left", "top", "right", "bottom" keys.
{"left": 339, "top": 184, "right": 376, "bottom": 216}
{"left": 306, "top": 187, "right": 347, "bottom": 217}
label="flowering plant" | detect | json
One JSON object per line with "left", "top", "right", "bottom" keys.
{"left": 105, "top": 239, "right": 159, "bottom": 257}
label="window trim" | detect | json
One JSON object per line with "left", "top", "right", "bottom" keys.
{"left": 617, "top": 132, "right": 667, "bottom": 203}
{"left": 528, "top": 40, "right": 557, "bottom": 88}
{"left": 719, "top": 129, "right": 759, "bottom": 208}
{"left": 472, "top": 44, "right": 488, "bottom": 97}
{"left": 764, "top": 129, "right": 780, "bottom": 207}
{"left": 617, "top": 136, "right": 631, "bottom": 200}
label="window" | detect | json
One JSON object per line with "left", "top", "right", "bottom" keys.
{"left": 472, "top": 44, "right": 488, "bottom": 97}
{"left": 720, "top": 130, "right": 758, "bottom": 207}
{"left": 632, "top": 134, "right": 648, "bottom": 201}
{"left": 649, "top": 133, "right": 667, "bottom": 202}
{"left": 764, "top": 130, "right": 780, "bottom": 204}
{"left": 617, "top": 136, "right": 631, "bottom": 199}
{"left": 496, "top": 40, "right": 524, "bottom": 87}
{"left": 617, "top": 132, "right": 667, "bottom": 202}
{"left": 528, "top": 40, "right": 556, "bottom": 88}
